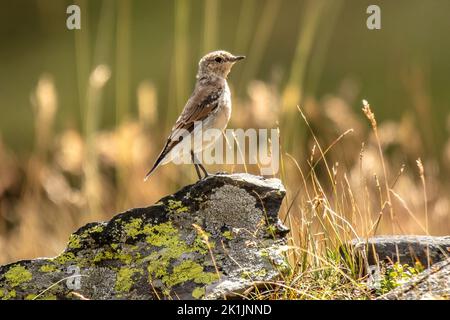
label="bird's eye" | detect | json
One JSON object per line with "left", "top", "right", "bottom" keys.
{"left": 215, "top": 57, "right": 223, "bottom": 63}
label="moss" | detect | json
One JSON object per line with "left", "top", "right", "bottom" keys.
{"left": 40, "top": 264, "right": 57, "bottom": 273}
{"left": 25, "top": 294, "right": 37, "bottom": 300}
{"left": 5, "top": 265, "right": 32, "bottom": 287}
{"left": 54, "top": 252, "right": 76, "bottom": 264}
{"left": 0, "top": 288, "right": 4, "bottom": 299}
{"left": 68, "top": 234, "right": 82, "bottom": 249}
{"left": 192, "top": 287, "right": 205, "bottom": 299}
{"left": 167, "top": 199, "right": 189, "bottom": 214}
{"left": 222, "top": 230, "right": 233, "bottom": 240}
{"left": 111, "top": 243, "right": 119, "bottom": 250}
{"left": 162, "top": 260, "right": 219, "bottom": 287}
{"left": 115, "top": 267, "right": 142, "bottom": 293}
{"left": 124, "top": 218, "right": 143, "bottom": 239}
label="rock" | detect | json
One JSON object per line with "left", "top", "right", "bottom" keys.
{"left": 348, "top": 235, "right": 450, "bottom": 268}
{"left": 379, "top": 258, "right": 450, "bottom": 300}
{"left": 0, "top": 173, "right": 289, "bottom": 300}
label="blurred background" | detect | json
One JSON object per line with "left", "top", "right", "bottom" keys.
{"left": 0, "top": 0, "right": 449, "bottom": 265}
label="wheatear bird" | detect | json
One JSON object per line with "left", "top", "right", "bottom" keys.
{"left": 144, "top": 50, "right": 245, "bottom": 181}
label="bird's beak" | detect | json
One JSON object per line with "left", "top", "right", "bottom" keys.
{"left": 230, "top": 55, "right": 245, "bottom": 62}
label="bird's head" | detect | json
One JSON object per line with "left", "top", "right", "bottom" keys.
{"left": 197, "top": 50, "right": 245, "bottom": 79}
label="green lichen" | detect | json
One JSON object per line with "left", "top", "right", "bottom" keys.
{"left": 192, "top": 287, "right": 205, "bottom": 299}
{"left": 259, "top": 249, "right": 269, "bottom": 258}
{"left": 0, "top": 289, "right": 16, "bottom": 300}
{"left": 241, "top": 268, "right": 267, "bottom": 279}
{"left": 117, "top": 253, "right": 133, "bottom": 264}
{"left": 162, "top": 260, "right": 219, "bottom": 287}
{"left": 54, "top": 252, "right": 76, "bottom": 264}
{"left": 39, "top": 264, "right": 57, "bottom": 273}
{"left": 144, "top": 222, "right": 219, "bottom": 295}
{"left": 143, "top": 222, "right": 180, "bottom": 247}
{"left": 266, "top": 225, "right": 277, "bottom": 236}
{"left": 124, "top": 218, "right": 143, "bottom": 239}
{"left": 68, "top": 234, "right": 82, "bottom": 249}
{"left": 222, "top": 231, "right": 233, "bottom": 240}
{"left": 86, "top": 224, "right": 104, "bottom": 234}
{"left": 5, "top": 265, "right": 32, "bottom": 287}
{"left": 115, "top": 267, "right": 142, "bottom": 293}
{"left": 93, "top": 248, "right": 133, "bottom": 264}
{"left": 93, "top": 250, "right": 115, "bottom": 263}
{"left": 167, "top": 199, "right": 189, "bottom": 214}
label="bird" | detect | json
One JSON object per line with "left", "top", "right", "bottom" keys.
{"left": 144, "top": 50, "right": 245, "bottom": 181}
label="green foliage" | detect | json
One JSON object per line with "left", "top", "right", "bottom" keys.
{"left": 378, "top": 262, "right": 424, "bottom": 295}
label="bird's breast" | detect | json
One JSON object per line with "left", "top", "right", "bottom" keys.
{"left": 217, "top": 83, "right": 232, "bottom": 125}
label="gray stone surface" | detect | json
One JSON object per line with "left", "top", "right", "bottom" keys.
{"left": 379, "top": 258, "right": 450, "bottom": 300}
{"left": 349, "top": 235, "right": 450, "bottom": 267}
{"left": 0, "top": 173, "right": 289, "bottom": 300}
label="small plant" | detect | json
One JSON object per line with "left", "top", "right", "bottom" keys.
{"left": 378, "top": 262, "right": 425, "bottom": 295}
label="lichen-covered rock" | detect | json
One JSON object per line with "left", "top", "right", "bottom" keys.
{"left": 0, "top": 173, "right": 289, "bottom": 300}
{"left": 379, "top": 258, "right": 450, "bottom": 300}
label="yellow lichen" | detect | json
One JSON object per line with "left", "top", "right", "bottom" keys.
{"left": 54, "top": 252, "right": 76, "bottom": 264}
{"left": 222, "top": 230, "right": 233, "bottom": 240}
{"left": 86, "top": 225, "right": 104, "bottom": 234}
{"left": 93, "top": 248, "right": 133, "bottom": 264}
{"left": 0, "top": 289, "right": 16, "bottom": 300}
{"left": 115, "top": 267, "right": 142, "bottom": 293}
{"left": 192, "top": 287, "right": 205, "bottom": 299}
{"left": 167, "top": 199, "right": 189, "bottom": 214}
{"left": 39, "top": 264, "right": 56, "bottom": 273}
{"left": 5, "top": 265, "right": 32, "bottom": 287}
{"left": 162, "top": 260, "right": 219, "bottom": 287}
{"left": 68, "top": 234, "right": 82, "bottom": 249}
{"left": 93, "top": 250, "right": 115, "bottom": 263}
{"left": 144, "top": 222, "right": 216, "bottom": 291}
{"left": 124, "top": 218, "right": 143, "bottom": 239}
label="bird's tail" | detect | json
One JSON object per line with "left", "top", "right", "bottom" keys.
{"left": 144, "top": 148, "right": 168, "bottom": 181}
{"left": 144, "top": 139, "right": 176, "bottom": 181}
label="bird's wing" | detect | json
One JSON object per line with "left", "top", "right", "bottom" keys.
{"left": 144, "top": 79, "right": 224, "bottom": 180}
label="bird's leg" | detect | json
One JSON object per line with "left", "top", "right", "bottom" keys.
{"left": 190, "top": 150, "right": 209, "bottom": 179}
{"left": 198, "top": 163, "right": 209, "bottom": 178}
{"left": 191, "top": 151, "right": 203, "bottom": 180}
